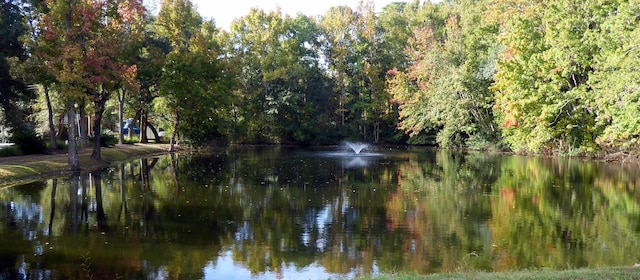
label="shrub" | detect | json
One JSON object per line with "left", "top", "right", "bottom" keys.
{"left": 0, "top": 146, "right": 22, "bottom": 157}
{"left": 53, "top": 140, "right": 68, "bottom": 151}
{"left": 12, "top": 130, "right": 48, "bottom": 155}
{"left": 90, "top": 130, "right": 118, "bottom": 147}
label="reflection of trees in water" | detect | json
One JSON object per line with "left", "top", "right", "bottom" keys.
{"left": 385, "top": 151, "right": 640, "bottom": 273}
{"left": 1, "top": 150, "right": 640, "bottom": 278}
{"left": 488, "top": 157, "right": 640, "bottom": 270}
{"left": 384, "top": 150, "right": 497, "bottom": 273}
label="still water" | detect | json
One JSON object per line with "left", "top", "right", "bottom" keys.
{"left": 1, "top": 146, "right": 639, "bottom": 279}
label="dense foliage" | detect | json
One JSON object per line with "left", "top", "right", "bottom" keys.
{"left": 0, "top": 0, "right": 33, "bottom": 132}
{"left": 2, "top": 0, "right": 640, "bottom": 167}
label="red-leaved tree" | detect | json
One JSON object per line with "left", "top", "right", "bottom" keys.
{"left": 38, "top": 0, "right": 145, "bottom": 167}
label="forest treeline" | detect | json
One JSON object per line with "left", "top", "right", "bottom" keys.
{"left": 1, "top": 0, "right": 639, "bottom": 164}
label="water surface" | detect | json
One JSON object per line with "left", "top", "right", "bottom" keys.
{"left": 1, "top": 147, "right": 639, "bottom": 279}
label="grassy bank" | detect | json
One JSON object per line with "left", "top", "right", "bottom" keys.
{"left": 356, "top": 266, "right": 640, "bottom": 280}
{"left": 0, "top": 143, "right": 172, "bottom": 187}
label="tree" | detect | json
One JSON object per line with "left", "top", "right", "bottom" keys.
{"left": 111, "top": 0, "right": 147, "bottom": 145}
{"left": 130, "top": 25, "right": 170, "bottom": 145}
{"left": 320, "top": 6, "right": 359, "bottom": 133}
{"left": 492, "top": 0, "right": 610, "bottom": 154}
{"left": 227, "top": 8, "right": 287, "bottom": 143}
{"left": 84, "top": 0, "right": 144, "bottom": 160}
{"left": 588, "top": 0, "right": 640, "bottom": 150}
{"left": 0, "top": 0, "right": 33, "bottom": 133}
{"left": 156, "top": 0, "right": 232, "bottom": 151}
{"left": 39, "top": 0, "right": 144, "bottom": 167}
{"left": 228, "top": 9, "right": 328, "bottom": 144}
{"left": 385, "top": 0, "right": 502, "bottom": 149}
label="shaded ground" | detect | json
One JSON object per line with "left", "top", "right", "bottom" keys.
{"left": 0, "top": 143, "right": 173, "bottom": 187}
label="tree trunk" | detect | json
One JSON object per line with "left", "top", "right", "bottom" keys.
{"left": 139, "top": 112, "right": 148, "bottom": 143}
{"left": 374, "top": 120, "right": 380, "bottom": 144}
{"left": 117, "top": 88, "right": 125, "bottom": 145}
{"left": 148, "top": 122, "right": 161, "bottom": 143}
{"left": 67, "top": 106, "right": 80, "bottom": 171}
{"left": 91, "top": 99, "right": 106, "bottom": 161}
{"left": 64, "top": 0, "right": 78, "bottom": 171}
{"left": 170, "top": 112, "right": 179, "bottom": 152}
{"left": 44, "top": 85, "right": 58, "bottom": 150}
{"left": 340, "top": 83, "right": 345, "bottom": 126}
{"left": 129, "top": 110, "right": 141, "bottom": 139}
{"left": 78, "top": 101, "right": 88, "bottom": 148}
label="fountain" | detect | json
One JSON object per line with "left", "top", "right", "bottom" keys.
{"left": 310, "top": 141, "right": 385, "bottom": 168}
{"left": 343, "top": 141, "right": 370, "bottom": 154}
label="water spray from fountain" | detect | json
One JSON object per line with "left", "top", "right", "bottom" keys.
{"left": 342, "top": 141, "right": 371, "bottom": 155}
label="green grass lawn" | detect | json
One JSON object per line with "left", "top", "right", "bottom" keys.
{"left": 356, "top": 267, "right": 640, "bottom": 280}
{"left": 0, "top": 143, "right": 171, "bottom": 187}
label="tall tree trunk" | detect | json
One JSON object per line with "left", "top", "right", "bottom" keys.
{"left": 44, "top": 85, "right": 57, "bottom": 150}
{"left": 91, "top": 98, "right": 107, "bottom": 161}
{"left": 117, "top": 88, "right": 125, "bottom": 145}
{"left": 340, "top": 81, "right": 346, "bottom": 126}
{"left": 64, "top": 1, "right": 79, "bottom": 171}
{"left": 374, "top": 120, "right": 380, "bottom": 144}
{"left": 170, "top": 112, "right": 179, "bottom": 152}
{"left": 67, "top": 106, "right": 80, "bottom": 170}
{"left": 139, "top": 111, "right": 148, "bottom": 143}
{"left": 78, "top": 101, "right": 88, "bottom": 148}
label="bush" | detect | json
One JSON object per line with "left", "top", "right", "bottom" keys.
{"left": 49, "top": 140, "right": 68, "bottom": 151}
{"left": 0, "top": 146, "right": 22, "bottom": 157}
{"left": 90, "top": 130, "right": 118, "bottom": 147}
{"left": 12, "top": 130, "right": 48, "bottom": 155}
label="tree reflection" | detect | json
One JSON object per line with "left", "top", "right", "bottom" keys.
{"left": 488, "top": 157, "right": 640, "bottom": 270}
{"left": 0, "top": 148, "right": 639, "bottom": 278}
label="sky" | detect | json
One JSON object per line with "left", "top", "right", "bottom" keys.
{"left": 189, "top": 0, "right": 409, "bottom": 30}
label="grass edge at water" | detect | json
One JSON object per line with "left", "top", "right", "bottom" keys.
{"left": 355, "top": 266, "right": 640, "bottom": 280}
{"left": 0, "top": 143, "right": 172, "bottom": 188}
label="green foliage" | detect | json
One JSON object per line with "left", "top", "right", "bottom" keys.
{"left": 155, "top": 1, "right": 234, "bottom": 148}
{"left": 89, "top": 130, "right": 117, "bottom": 148}
{"left": 3, "top": 0, "right": 640, "bottom": 155}
{"left": 228, "top": 9, "right": 331, "bottom": 144}
{"left": 588, "top": 0, "right": 640, "bottom": 150}
{"left": 47, "top": 139, "right": 67, "bottom": 151}
{"left": 492, "top": 0, "right": 621, "bottom": 155}
{"left": 0, "top": 0, "right": 33, "bottom": 130}
{"left": 387, "top": 2, "right": 500, "bottom": 148}
{"left": 0, "top": 145, "right": 22, "bottom": 157}
{"left": 12, "top": 129, "right": 47, "bottom": 155}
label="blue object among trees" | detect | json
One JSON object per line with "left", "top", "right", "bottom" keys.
{"left": 123, "top": 118, "right": 140, "bottom": 134}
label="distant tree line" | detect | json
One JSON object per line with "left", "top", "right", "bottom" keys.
{"left": 1, "top": 0, "right": 639, "bottom": 167}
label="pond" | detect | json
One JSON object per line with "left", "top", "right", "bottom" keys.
{"left": 1, "top": 146, "right": 639, "bottom": 279}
